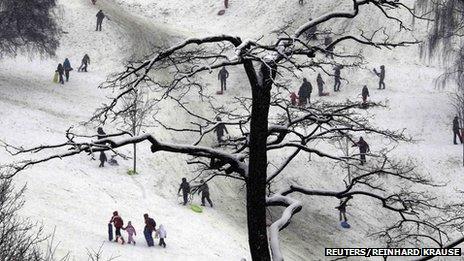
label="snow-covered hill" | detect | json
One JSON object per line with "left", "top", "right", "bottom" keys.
{"left": 0, "top": 0, "right": 463, "bottom": 260}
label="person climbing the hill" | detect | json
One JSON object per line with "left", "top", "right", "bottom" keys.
{"left": 214, "top": 116, "right": 229, "bottom": 143}
{"left": 453, "top": 116, "right": 463, "bottom": 145}
{"left": 78, "top": 54, "right": 90, "bottom": 72}
{"left": 56, "top": 63, "right": 64, "bottom": 85}
{"left": 123, "top": 221, "right": 137, "bottom": 245}
{"left": 198, "top": 179, "right": 213, "bottom": 207}
{"left": 63, "top": 58, "right": 72, "bottom": 82}
{"left": 317, "top": 73, "right": 328, "bottom": 96}
{"left": 217, "top": 66, "right": 229, "bottom": 94}
{"left": 361, "top": 85, "right": 370, "bottom": 104}
{"left": 290, "top": 92, "right": 298, "bottom": 105}
{"left": 298, "top": 78, "right": 313, "bottom": 106}
{"left": 96, "top": 10, "right": 107, "bottom": 31}
{"left": 155, "top": 224, "right": 167, "bottom": 248}
{"left": 143, "top": 213, "right": 156, "bottom": 247}
{"left": 334, "top": 65, "right": 341, "bottom": 92}
{"left": 352, "top": 137, "right": 370, "bottom": 165}
{"left": 99, "top": 151, "right": 107, "bottom": 167}
{"left": 178, "top": 177, "right": 190, "bottom": 205}
{"left": 109, "top": 211, "right": 125, "bottom": 244}
{"left": 373, "top": 65, "right": 386, "bottom": 90}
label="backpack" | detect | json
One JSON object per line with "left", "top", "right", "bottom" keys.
{"left": 113, "top": 216, "right": 123, "bottom": 228}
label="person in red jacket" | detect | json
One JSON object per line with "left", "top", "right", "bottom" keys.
{"left": 109, "top": 211, "right": 125, "bottom": 244}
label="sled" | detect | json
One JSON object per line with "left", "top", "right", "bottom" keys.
{"left": 217, "top": 9, "right": 226, "bottom": 16}
{"left": 319, "top": 92, "right": 330, "bottom": 96}
{"left": 108, "top": 223, "right": 113, "bottom": 241}
{"left": 340, "top": 221, "right": 351, "bottom": 229}
{"left": 190, "top": 204, "right": 203, "bottom": 213}
{"left": 216, "top": 91, "right": 224, "bottom": 95}
{"left": 116, "top": 236, "right": 125, "bottom": 244}
{"left": 53, "top": 72, "right": 59, "bottom": 83}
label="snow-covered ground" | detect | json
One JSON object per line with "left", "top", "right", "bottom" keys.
{"left": 0, "top": 0, "right": 463, "bottom": 260}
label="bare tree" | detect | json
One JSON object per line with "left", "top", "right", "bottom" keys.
{"left": 0, "top": 0, "right": 60, "bottom": 58}
{"left": 2, "top": 1, "right": 456, "bottom": 260}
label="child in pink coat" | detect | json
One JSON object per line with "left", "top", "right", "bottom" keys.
{"left": 124, "top": 221, "right": 137, "bottom": 245}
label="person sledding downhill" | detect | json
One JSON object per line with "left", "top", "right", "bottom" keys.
{"left": 352, "top": 137, "right": 370, "bottom": 165}
{"left": 109, "top": 211, "right": 125, "bottom": 244}
{"left": 123, "top": 221, "right": 137, "bottom": 245}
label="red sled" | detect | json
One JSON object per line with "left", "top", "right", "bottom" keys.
{"left": 216, "top": 91, "right": 224, "bottom": 95}
{"left": 218, "top": 10, "right": 226, "bottom": 16}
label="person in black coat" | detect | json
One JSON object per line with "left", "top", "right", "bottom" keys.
{"left": 218, "top": 67, "right": 229, "bottom": 93}
{"left": 298, "top": 78, "right": 313, "bottom": 106}
{"left": 352, "top": 137, "right": 370, "bottom": 165}
{"left": 361, "top": 85, "right": 369, "bottom": 103}
{"left": 373, "top": 65, "right": 386, "bottom": 90}
{"left": 197, "top": 179, "right": 213, "bottom": 207}
{"left": 63, "top": 58, "right": 72, "bottom": 82}
{"left": 56, "top": 63, "right": 64, "bottom": 84}
{"left": 317, "top": 73, "right": 325, "bottom": 96}
{"left": 96, "top": 10, "right": 106, "bottom": 31}
{"left": 99, "top": 151, "right": 107, "bottom": 167}
{"left": 214, "top": 117, "right": 229, "bottom": 143}
{"left": 78, "top": 54, "right": 90, "bottom": 72}
{"left": 333, "top": 65, "right": 341, "bottom": 92}
{"left": 97, "top": 127, "right": 106, "bottom": 140}
{"left": 178, "top": 178, "right": 190, "bottom": 205}
{"left": 453, "top": 116, "right": 463, "bottom": 145}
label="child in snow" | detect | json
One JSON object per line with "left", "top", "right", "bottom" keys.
{"left": 155, "top": 224, "right": 167, "bottom": 248}
{"left": 124, "top": 221, "right": 137, "bottom": 245}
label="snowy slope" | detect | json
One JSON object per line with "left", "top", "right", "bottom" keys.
{"left": 0, "top": 0, "right": 463, "bottom": 261}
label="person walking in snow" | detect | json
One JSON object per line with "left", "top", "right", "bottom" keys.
{"left": 333, "top": 65, "right": 341, "bottom": 92}
{"left": 99, "top": 151, "right": 107, "bottom": 167}
{"left": 97, "top": 127, "right": 106, "bottom": 140}
{"left": 214, "top": 116, "right": 229, "bottom": 143}
{"left": 453, "top": 116, "right": 463, "bottom": 145}
{"left": 298, "top": 78, "right": 313, "bottom": 106}
{"left": 316, "top": 73, "right": 327, "bottom": 96}
{"left": 143, "top": 213, "right": 156, "bottom": 247}
{"left": 198, "top": 179, "right": 213, "bottom": 207}
{"left": 63, "top": 58, "right": 72, "bottom": 82}
{"left": 155, "top": 224, "right": 167, "bottom": 248}
{"left": 361, "top": 85, "right": 370, "bottom": 104}
{"left": 109, "top": 211, "right": 125, "bottom": 244}
{"left": 218, "top": 66, "right": 229, "bottom": 94}
{"left": 123, "top": 221, "right": 137, "bottom": 245}
{"left": 335, "top": 196, "right": 352, "bottom": 222}
{"left": 373, "top": 65, "right": 386, "bottom": 90}
{"left": 56, "top": 63, "right": 65, "bottom": 85}
{"left": 96, "top": 10, "right": 106, "bottom": 31}
{"left": 178, "top": 177, "right": 191, "bottom": 205}
{"left": 352, "top": 137, "right": 370, "bottom": 165}
{"left": 78, "top": 54, "right": 90, "bottom": 72}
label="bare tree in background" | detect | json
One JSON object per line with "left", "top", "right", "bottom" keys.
{"left": 0, "top": 0, "right": 60, "bottom": 58}
{"left": 3, "top": 1, "right": 459, "bottom": 260}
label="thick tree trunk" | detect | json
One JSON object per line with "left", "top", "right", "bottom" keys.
{"left": 244, "top": 60, "right": 273, "bottom": 261}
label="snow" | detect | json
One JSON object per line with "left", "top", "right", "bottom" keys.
{"left": 0, "top": 0, "right": 463, "bottom": 260}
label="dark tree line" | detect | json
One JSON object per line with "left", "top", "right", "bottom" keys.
{"left": 0, "top": 0, "right": 60, "bottom": 58}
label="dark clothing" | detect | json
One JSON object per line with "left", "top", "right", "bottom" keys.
{"left": 214, "top": 123, "right": 228, "bottom": 143}
{"left": 218, "top": 68, "right": 229, "bottom": 92}
{"left": 334, "top": 67, "right": 341, "bottom": 92}
{"left": 97, "top": 128, "right": 106, "bottom": 140}
{"left": 144, "top": 229, "right": 154, "bottom": 247}
{"left": 56, "top": 64, "right": 64, "bottom": 84}
{"left": 362, "top": 86, "right": 369, "bottom": 103}
{"left": 353, "top": 139, "right": 370, "bottom": 165}
{"left": 298, "top": 80, "right": 313, "bottom": 105}
{"left": 144, "top": 217, "right": 156, "bottom": 231}
{"left": 78, "top": 55, "right": 90, "bottom": 72}
{"left": 453, "top": 117, "right": 463, "bottom": 144}
{"left": 374, "top": 67, "right": 386, "bottom": 89}
{"left": 306, "top": 24, "right": 317, "bottom": 40}
{"left": 115, "top": 227, "right": 121, "bottom": 237}
{"left": 178, "top": 181, "right": 190, "bottom": 205}
{"left": 99, "top": 151, "right": 107, "bottom": 167}
{"left": 198, "top": 183, "right": 213, "bottom": 207}
{"left": 96, "top": 11, "right": 105, "bottom": 31}
{"left": 324, "top": 37, "right": 334, "bottom": 58}
{"left": 317, "top": 75, "right": 325, "bottom": 96}
{"left": 159, "top": 238, "right": 166, "bottom": 248}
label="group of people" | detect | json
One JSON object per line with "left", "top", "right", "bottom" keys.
{"left": 178, "top": 178, "right": 214, "bottom": 207}
{"left": 54, "top": 54, "right": 91, "bottom": 85}
{"left": 109, "top": 211, "right": 167, "bottom": 248}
